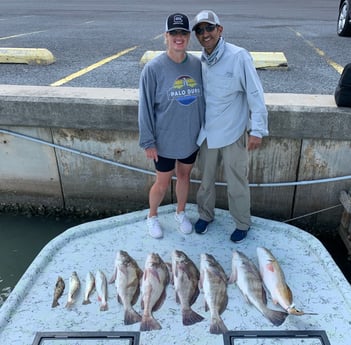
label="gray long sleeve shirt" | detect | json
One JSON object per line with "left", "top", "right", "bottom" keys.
{"left": 138, "top": 52, "right": 204, "bottom": 159}
{"left": 197, "top": 39, "right": 269, "bottom": 149}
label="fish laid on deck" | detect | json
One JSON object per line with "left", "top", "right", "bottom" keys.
{"left": 256, "top": 246, "right": 307, "bottom": 316}
{"left": 171, "top": 249, "right": 204, "bottom": 326}
{"left": 199, "top": 253, "right": 228, "bottom": 334}
{"left": 51, "top": 276, "right": 65, "bottom": 308}
{"left": 229, "top": 250, "right": 288, "bottom": 326}
{"left": 110, "top": 250, "right": 143, "bottom": 325}
{"left": 82, "top": 271, "right": 95, "bottom": 305}
{"left": 65, "top": 271, "right": 80, "bottom": 308}
{"left": 140, "top": 252, "right": 170, "bottom": 331}
{"left": 95, "top": 270, "right": 108, "bottom": 311}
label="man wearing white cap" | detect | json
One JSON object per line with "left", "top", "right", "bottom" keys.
{"left": 192, "top": 10, "right": 269, "bottom": 242}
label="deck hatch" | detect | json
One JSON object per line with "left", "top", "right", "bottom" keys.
{"left": 32, "top": 331, "right": 140, "bottom": 345}
{"left": 223, "top": 330, "right": 331, "bottom": 345}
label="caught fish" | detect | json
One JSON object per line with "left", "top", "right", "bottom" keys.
{"left": 171, "top": 250, "right": 204, "bottom": 326}
{"left": 95, "top": 269, "right": 108, "bottom": 311}
{"left": 229, "top": 250, "right": 288, "bottom": 326}
{"left": 140, "top": 252, "right": 170, "bottom": 331}
{"left": 256, "top": 246, "right": 307, "bottom": 316}
{"left": 110, "top": 250, "right": 143, "bottom": 325}
{"left": 199, "top": 253, "right": 228, "bottom": 334}
{"left": 82, "top": 271, "right": 95, "bottom": 305}
{"left": 65, "top": 271, "right": 80, "bottom": 308}
{"left": 51, "top": 276, "right": 65, "bottom": 308}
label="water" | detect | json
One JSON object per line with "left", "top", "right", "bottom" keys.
{"left": 0, "top": 212, "right": 350, "bottom": 307}
{"left": 0, "top": 213, "right": 84, "bottom": 306}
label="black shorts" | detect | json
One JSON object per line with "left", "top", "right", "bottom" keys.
{"left": 154, "top": 150, "right": 198, "bottom": 172}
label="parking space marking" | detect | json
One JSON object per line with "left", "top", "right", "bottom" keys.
{"left": 289, "top": 27, "right": 344, "bottom": 74}
{"left": 50, "top": 46, "right": 138, "bottom": 86}
{"left": 0, "top": 30, "right": 47, "bottom": 41}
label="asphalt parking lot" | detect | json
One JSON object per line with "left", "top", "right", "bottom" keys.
{"left": 0, "top": 0, "right": 349, "bottom": 94}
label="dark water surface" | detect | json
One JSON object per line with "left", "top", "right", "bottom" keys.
{"left": 0, "top": 212, "right": 350, "bottom": 307}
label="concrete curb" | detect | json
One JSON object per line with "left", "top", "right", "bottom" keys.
{"left": 0, "top": 48, "right": 56, "bottom": 65}
{"left": 140, "top": 50, "right": 288, "bottom": 69}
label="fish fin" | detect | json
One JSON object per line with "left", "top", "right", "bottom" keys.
{"left": 150, "top": 270, "right": 161, "bottom": 283}
{"left": 82, "top": 299, "right": 91, "bottom": 305}
{"left": 131, "top": 285, "right": 141, "bottom": 306}
{"left": 189, "top": 287, "right": 200, "bottom": 306}
{"left": 288, "top": 306, "right": 306, "bottom": 316}
{"left": 182, "top": 308, "right": 204, "bottom": 326}
{"left": 198, "top": 274, "right": 203, "bottom": 290}
{"left": 261, "top": 286, "right": 268, "bottom": 305}
{"left": 204, "top": 300, "right": 209, "bottom": 312}
{"left": 219, "top": 293, "right": 229, "bottom": 315}
{"left": 124, "top": 308, "right": 142, "bottom": 325}
{"left": 228, "top": 268, "right": 237, "bottom": 284}
{"left": 264, "top": 308, "right": 288, "bottom": 326}
{"left": 117, "top": 294, "right": 122, "bottom": 304}
{"left": 100, "top": 303, "right": 108, "bottom": 311}
{"left": 65, "top": 300, "right": 74, "bottom": 308}
{"left": 109, "top": 269, "right": 117, "bottom": 284}
{"left": 152, "top": 289, "right": 167, "bottom": 312}
{"left": 286, "top": 284, "right": 293, "bottom": 301}
{"left": 210, "top": 317, "right": 228, "bottom": 334}
{"left": 140, "top": 315, "right": 162, "bottom": 331}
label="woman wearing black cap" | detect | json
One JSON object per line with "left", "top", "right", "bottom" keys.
{"left": 138, "top": 13, "right": 204, "bottom": 239}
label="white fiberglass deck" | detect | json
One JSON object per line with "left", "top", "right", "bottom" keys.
{"left": 0, "top": 204, "right": 350, "bottom": 345}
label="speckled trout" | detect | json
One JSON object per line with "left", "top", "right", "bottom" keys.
{"left": 82, "top": 271, "right": 95, "bottom": 305}
{"left": 52, "top": 276, "right": 65, "bottom": 308}
{"left": 65, "top": 271, "right": 80, "bottom": 308}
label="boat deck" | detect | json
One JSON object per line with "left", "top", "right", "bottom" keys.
{"left": 0, "top": 204, "right": 350, "bottom": 345}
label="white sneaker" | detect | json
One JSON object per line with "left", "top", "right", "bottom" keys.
{"left": 146, "top": 216, "right": 163, "bottom": 239}
{"left": 175, "top": 211, "right": 193, "bottom": 234}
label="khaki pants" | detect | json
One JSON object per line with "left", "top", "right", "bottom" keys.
{"left": 196, "top": 133, "right": 251, "bottom": 230}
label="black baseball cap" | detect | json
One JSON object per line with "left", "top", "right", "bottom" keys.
{"left": 165, "top": 13, "right": 190, "bottom": 32}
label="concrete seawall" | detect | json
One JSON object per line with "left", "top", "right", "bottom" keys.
{"left": 0, "top": 84, "right": 350, "bottom": 231}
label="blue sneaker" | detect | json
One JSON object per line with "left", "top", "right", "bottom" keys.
{"left": 230, "top": 228, "right": 250, "bottom": 243}
{"left": 195, "top": 219, "right": 212, "bottom": 234}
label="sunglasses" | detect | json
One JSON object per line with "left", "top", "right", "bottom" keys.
{"left": 194, "top": 24, "right": 217, "bottom": 35}
{"left": 168, "top": 30, "right": 189, "bottom": 36}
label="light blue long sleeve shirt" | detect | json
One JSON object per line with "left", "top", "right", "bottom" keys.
{"left": 197, "top": 40, "right": 269, "bottom": 149}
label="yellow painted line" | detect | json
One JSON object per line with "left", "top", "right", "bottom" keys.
{"left": 140, "top": 50, "right": 288, "bottom": 69}
{"left": 289, "top": 28, "right": 344, "bottom": 74}
{"left": 51, "top": 45, "right": 138, "bottom": 87}
{"left": 0, "top": 30, "right": 47, "bottom": 41}
{"left": 0, "top": 47, "right": 55, "bottom": 65}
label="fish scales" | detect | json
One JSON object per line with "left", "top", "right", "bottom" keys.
{"left": 140, "top": 252, "right": 170, "bottom": 331}
{"left": 82, "top": 271, "right": 95, "bottom": 305}
{"left": 65, "top": 271, "right": 80, "bottom": 308}
{"left": 257, "top": 246, "right": 306, "bottom": 316}
{"left": 229, "top": 250, "right": 288, "bottom": 326}
{"left": 111, "top": 250, "right": 143, "bottom": 325}
{"left": 51, "top": 276, "right": 65, "bottom": 308}
{"left": 171, "top": 249, "right": 204, "bottom": 326}
{"left": 95, "top": 269, "right": 108, "bottom": 311}
{"left": 199, "top": 253, "right": 228, "bottom": 334}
